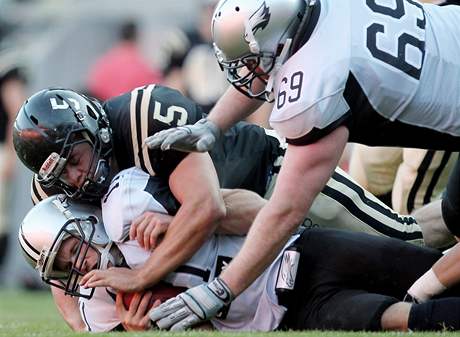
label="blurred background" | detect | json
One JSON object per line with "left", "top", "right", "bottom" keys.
{"left": 0, "top": 0, "right": 234, "bottom": 290}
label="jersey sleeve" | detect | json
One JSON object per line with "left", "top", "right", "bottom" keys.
{"left": 101, "top": 167, "right": 179, "bottom": 242}
{"left": 268, "top": 0, "right": 351, "bottom": 146}
{"left": 270, "top": 93, "right": 351, "bottom": 145}
{"left": 104, "top": 84, "right": 205, "bottom": 179}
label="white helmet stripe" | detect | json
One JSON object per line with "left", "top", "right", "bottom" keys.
{"left": 18, "top": 227, "right": 40, "bottom": 264}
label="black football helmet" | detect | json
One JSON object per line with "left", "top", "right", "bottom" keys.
{"left": 13, "top": 88, "right": 113, "bottom": 200}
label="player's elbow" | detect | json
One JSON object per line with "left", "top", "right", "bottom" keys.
{"left": 284, "top": 207, "right": 308, "bottom": 231}
{"left": 205, "top": 196, "right": 227, "bottom": 225}
{"left": 196, "top": 195, "right": 227, "bottom": 232}
{"left": 270, "top": 198, "right": 309, "bottom": 233}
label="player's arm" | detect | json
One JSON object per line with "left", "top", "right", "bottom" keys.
{"left": 131, "top": 187, "right": 266, "bottom": 249}
{"left": 51, "top": 287, "right": 86, "bottom": 331}
{"left": 221, "top": 126, "right": 349, "bottom": 295}
{"left": 406, "top": 241, "right": 460, "bottom": 303}
{"left": 81, "top": 153, "right": 227, "bottom": 292}
{"left": 135, "top": 152, "right": 226, "bottom": 288}
{"left": 207, "top": 85, "right": 264, "bottom": 132}
{"left": 216, "top": 188, "right": 266, "bottom": 235}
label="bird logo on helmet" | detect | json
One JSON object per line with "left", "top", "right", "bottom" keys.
{"left": 245, "top": 2, "right": 271, "bottom": 45}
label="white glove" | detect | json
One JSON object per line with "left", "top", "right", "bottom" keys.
{"left": 144, "top": 118, "right": 222, "bottom": 153}
{"left": 148, "top": 278, "right": 234, "bottom": 331}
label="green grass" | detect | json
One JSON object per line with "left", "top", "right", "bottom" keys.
{"left": 0, "top": 289, "right": 457, "bottom": 337}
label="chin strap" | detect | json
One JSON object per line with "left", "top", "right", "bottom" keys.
{"left": 99, "top": 241, "right": 115, "bottom": 270}
{"left": 265, "top": 38, "right": 293, "bottom": 99}
{"left": 265, "top": 0, "right": 318, "bottom": 102}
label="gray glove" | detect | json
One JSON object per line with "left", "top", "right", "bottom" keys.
{"left": 148, "top": 278, "right": 233, "bottom": 331}
{"left": 144, "top": 118, "right": 222, "bottom": 153}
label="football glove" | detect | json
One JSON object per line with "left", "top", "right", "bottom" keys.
{"left": 144, "top": 118, "right": 222, "bottom": 153}
{"left": 148, "top": 277, "right": 234, "bottom": 331}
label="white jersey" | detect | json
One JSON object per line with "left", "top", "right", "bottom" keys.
{"left": 79, "top": 167, "right": 295, "bottom": 332}
{"left": 270, "top": 0, "right": 460, "bottom": 149}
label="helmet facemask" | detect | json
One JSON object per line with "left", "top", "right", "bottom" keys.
{"left": 215, "top": 45, "right": 276, "bottom": 101}
{"left": 38, "top": 215, "right": 101, "bottom": 299}
{"left": 38, "top": 128, "right": 111, "bottom": 201}
{"left": 18, "top": 195, "right": 114, "bottom": 299}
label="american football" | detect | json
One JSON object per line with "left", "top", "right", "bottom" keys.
{"left": 122, "top": 282, "right": 186, "bottom": 309}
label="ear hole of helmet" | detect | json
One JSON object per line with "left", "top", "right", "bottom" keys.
{"left": 30, "top": 115, "right": 39, "bottom": 125}
{"left": 86, "top": 105, "right": 98, "bottom": 120}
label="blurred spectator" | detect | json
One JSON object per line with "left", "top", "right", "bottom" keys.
{"left": 158, "top": 0, "right": 227, "bottom": 114}
{"left": 0, "top": 51, "right": 27, "bottom": 281}
{"left": 158, "top": 0, "right": 272, "bottom": 127}
{"left": 86, "top": 19, "right": 162, "bottom": 100}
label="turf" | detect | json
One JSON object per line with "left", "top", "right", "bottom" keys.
{"left": 0, "top": 289, "right": 457, "bottom": 337}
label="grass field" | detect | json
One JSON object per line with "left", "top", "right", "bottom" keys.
{"left": 0, "top": 289, "right": 457, "bottom": 337}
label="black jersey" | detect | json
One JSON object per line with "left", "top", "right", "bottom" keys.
{"left": 31, "top": 84, "right": 284, "bottom": 203}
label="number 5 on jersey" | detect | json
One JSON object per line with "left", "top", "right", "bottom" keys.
{"left": 153, "top": 101, "right": 188, "bottom": 127}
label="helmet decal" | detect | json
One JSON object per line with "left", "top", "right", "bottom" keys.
{"left": 244, "top": 2, "right": 271, "bottom": 51}
{"left": 39, "top": 152, "right": 66, "bottom": 183}
{"left": 248, "top": 2, "right": 271, "bottom": 37}
{"left": 50, "top": 97, "right": 81, "bottom": 111}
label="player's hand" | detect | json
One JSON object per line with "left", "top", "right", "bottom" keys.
{"left": 130, "top": 211, "right": 173, "bottom": 251}
{"left": 116, "top": 291, "right": 158, "bottom": 331}
{"left": 148, "top": 278, "right": 234, "bottom": 331}
{"left": 80, "top": 267, "right": 144, "bottom": 293}
{"left": 144, "top": 118, "right": 222, "bottom": 153}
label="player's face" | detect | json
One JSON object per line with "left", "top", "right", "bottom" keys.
{"left": 55, "top": 236, "right": 99, "bottom": 276}
{"left": 61, "top": 142, "right": 94, "bottom": 189}
{"left": 243, "top": 58, "right": 270, "bottom": 80}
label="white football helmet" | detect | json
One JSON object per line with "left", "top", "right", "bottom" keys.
{"left": 212, "top": 0, "right": 316, "bottom": 101}
{"left": 18, "top": 195, "right": 111, "bottom": 298}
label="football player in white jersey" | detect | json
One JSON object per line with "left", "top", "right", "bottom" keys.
{"left": 146, "top": 0, "right": 460, "bottom": 327}
{"left": 18, "top": 168, "right": 460, "bottom": 332}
